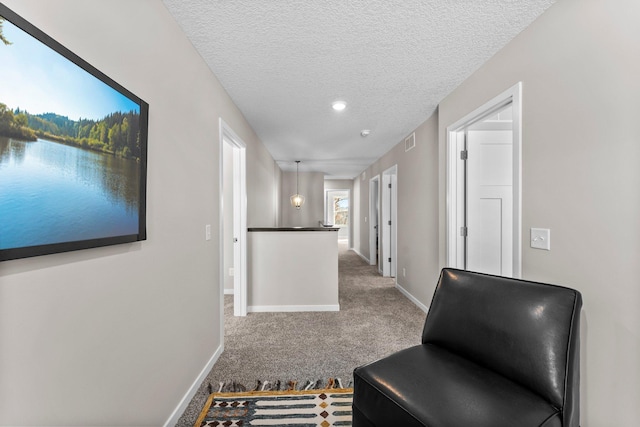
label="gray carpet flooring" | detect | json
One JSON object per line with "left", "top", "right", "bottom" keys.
{"left": 175, "top": 243, "right": 427, "bottom": 426}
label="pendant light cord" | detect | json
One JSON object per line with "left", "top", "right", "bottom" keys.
{"left": 296, "top": 160, "right": 300, "bottom": 195}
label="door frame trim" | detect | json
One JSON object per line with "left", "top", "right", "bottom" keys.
{"left": 219, "top": 118, "right": 248, "bottom": 317}
{"left": 445, "top": 82, "right": 522, "bottom": 278}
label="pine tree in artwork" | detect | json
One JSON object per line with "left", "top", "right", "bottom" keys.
{"left": 0, "top": 18, "right": 12, "bottom": 46}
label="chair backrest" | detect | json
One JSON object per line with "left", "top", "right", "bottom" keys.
{"left": 422, "top": 268, "right": 582, "bottom": 427}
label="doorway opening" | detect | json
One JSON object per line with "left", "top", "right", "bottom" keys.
{"left": 325, "top": 189, "right": 350, "bottom": 247}
{"left": 446, "top": 83, "right": 522, "bottom": 278}
{"left": 220, "top": 118, "right": 247, "bottom": 317}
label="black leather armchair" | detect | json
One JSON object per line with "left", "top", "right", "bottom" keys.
{"left": 353, "top": 268, "right": 582, "bottom": 427}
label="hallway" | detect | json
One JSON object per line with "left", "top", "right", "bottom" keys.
{"left": 176, "top": 244, "right": 426, "bottom": 426}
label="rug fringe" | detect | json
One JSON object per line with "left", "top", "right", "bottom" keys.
{"left": 196, "top": 383, "right": 354, "bottom": 427}
{"left": 209, "top": 377, "right": 352, "bottom": 394}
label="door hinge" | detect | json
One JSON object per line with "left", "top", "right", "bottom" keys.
{"left": 388, "top": 183, "right": 392, "bottom": 189}
{"left": 460, "top": 150, "right": 468, "bottom": 160}
{"left": 388, "top": 257, "right": 392, "bottom": 263}
{"left": 460, "top": 226, "right": 468, "bottom": 237}
{"left": 388, "top": 220, "right": 392, "bottom": 226}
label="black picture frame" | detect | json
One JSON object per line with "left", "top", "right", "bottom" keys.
{"left": 0, "top": 4, "right": 148, "bottom": 261}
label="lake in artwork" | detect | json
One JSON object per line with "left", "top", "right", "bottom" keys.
{"left": 0, "top": 137, "right": 140, "bottom": 250}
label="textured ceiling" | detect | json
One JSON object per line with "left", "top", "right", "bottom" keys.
{"left": 162, "top": 0, "right": 555, "bottom": 178}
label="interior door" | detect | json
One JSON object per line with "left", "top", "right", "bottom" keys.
{"left": 389, "top": 172, "right": 397, "bottom": 278}
{"left": 370, "top": 178, "right": 379, "bottom": 267}
{"left": 381, "top": 174, "right": 391, "bottom": 276}
{"left": 465, "top": 128, "right": 513, "bottom": 276}
{"left": 381, "top": 166, "right": 397, "bottom": 277}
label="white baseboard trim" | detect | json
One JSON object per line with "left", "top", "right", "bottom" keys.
{"left": 351, "top": 248, "right": 370, "bottom": 264}
{"left": 395, "top": 282, "right": 429, "bottom": 314}
{"left": 163, "top": 343, "right": 223, "bottom": 427}
{"left": 248, "top": 304, "right": 340, "bottom": 313}
{"left": 224, "top": 288, "right": 234, "bottom": 295}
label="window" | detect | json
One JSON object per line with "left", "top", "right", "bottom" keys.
{"left": 333, "top": 196, "right": 349, "bottom": 226}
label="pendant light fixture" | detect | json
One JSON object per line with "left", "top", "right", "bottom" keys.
{"left": 290, "top": 160, "right": 305, "bottom": 209}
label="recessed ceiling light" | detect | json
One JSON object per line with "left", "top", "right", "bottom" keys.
{"left": 360, "top": 129, "right": 371, "bottom": 137}
{"left": 332, "top": 101, "right": 346, "bottom": 111}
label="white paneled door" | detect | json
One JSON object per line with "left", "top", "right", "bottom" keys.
{"left": 381, "top": 165, "right": 397, "bottom": 278}
{"left": 466, "top": 129, "right": 513, "bottom": 276}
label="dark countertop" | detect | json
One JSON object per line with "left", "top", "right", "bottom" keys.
{"left": 248, "top": 227, "right": 339, "bottom": 232}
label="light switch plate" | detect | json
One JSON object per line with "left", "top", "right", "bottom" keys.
{"left": 531, "top": 228, "right": 550, "bottom": 250}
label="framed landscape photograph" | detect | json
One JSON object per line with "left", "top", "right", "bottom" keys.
{"left": 0, "top": 4, "right": 149, "bottom": 261}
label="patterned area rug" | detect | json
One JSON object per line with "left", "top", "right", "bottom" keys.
{"left": 195, "top": 379, "right": 353, "bottom": 427}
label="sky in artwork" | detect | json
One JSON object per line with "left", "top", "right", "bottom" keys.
{"left": 0, "top": 18, "right": 139, "bottom": 121}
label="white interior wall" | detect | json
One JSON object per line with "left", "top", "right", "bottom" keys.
{"left": 273, "top": 162, "right": 282, "bottom": 227}
{"left": 436, "top": 0, "right": 639, "bottom": 423}
{"left": 247, "top": 231, "right": 339, "bottom": 310}
{"left": 0, "top": 1, "right": 279, "bottom": 425}
{"left": 281, "top": 171, "right": 324, "bottom": 227}
{"left": 247, "top": 138, "right": 281, "bottom": 228}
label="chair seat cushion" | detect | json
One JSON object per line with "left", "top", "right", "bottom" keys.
{"left": 353, "top": 344, "right": 561, "bottom": 427}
